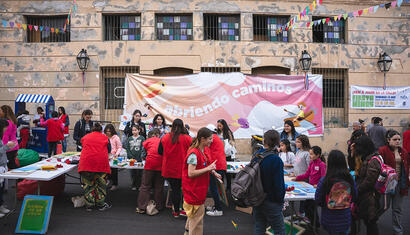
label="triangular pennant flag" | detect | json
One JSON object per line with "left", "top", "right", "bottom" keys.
{"left": 51, "top": 27, "right": 54, "bottom": 32}
{"left": 22, "top": 24, "right": 27, "bottom": 30}
{"left": 320, "top": 0, "right": 323, "bottom": 4}
{"left": 309, "top": 4, "right": 313, "bottom": 12}
{"left": 40, "top": 26, "right": 43, "bottom": 31}
{"left": 9, "top": 22, "right": 14, "bottom": 28}
{"left": 369, "top": 7, "right": 374, "bottom": 13}
{"left": 313, "top": 0, "right": 316, "bottom": 8}
{"left": 391, "top": 1, "right": 397, "bottom": 8}
{"left": 374, "top": 5, "right": 379, "bottom": 12}
{"left": 34, "top": 25, "right": 38, "bottom": 31}
{"left": 306, "top": 6, "right": 310, "bottom": 15}
{"left": 353, "top": 11, "right": 358, "bottom": 17}
{"left": 380, "top": 4, "right": 385, "bottom": 8}
{"left": 358, "top": 10, "right": 363, "bottom": 16}
{"left": 322, "top": 18, "right": 326, "bottom": 24}
{"left": 28, "top": 25, "right": 32, "bottom": 31}
{"left": 2, "top": 20, "right": 7, "bottom": 28}
{"left": 307, "top": 22, "right": 311, "bottom": 28}
{"left": 334, "top": 16, "right": 338, "bottom": 21}
{"left": 343, "top": 14, "right": 348, "bottom": 20}
{"left": 385, "top": 3, "right": 392, "bottom": 9}
{"left": 45, "top": 26, "right": 49, "bottom": 32}
{"left": 398, "top": 0, "right": 403, "bottom": 7}
{"left": 73, "top": 4, "right": 75, "bottom": 12}
{"left": 348, "top": 12, "right": 354, "bottom": 18}
{"left": 16, "top": 23, "right": 21, "bottom": 29}
{"left": 56, "top": 28, "right": 59, "bottom": 34}
{"left": 363, "top": 8, "right": 369, "bottom": 14}
{"left": 325, "top": 18, "right": 330, "bottom": 24}
{"left": 338, "top": 14, "right": 342, "bottom": 20}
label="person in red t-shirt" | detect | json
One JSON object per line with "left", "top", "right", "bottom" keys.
{"left": 403, "top": 124, "right": 410, "bottom": 155}
{"left": 182, "top": 127, "right": 221, "bottom": 235}
{"left": 40, "top": 111, "right": 64, "bottom": 158}
{"left": 137, "top": 128, "right": 164, "bottom": 213}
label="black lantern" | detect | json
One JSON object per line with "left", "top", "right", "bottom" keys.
{"left": 76, "top": 49, "right": 90, "bottom": 72}
{"left": 299, "top": 50, "right": 312, "bottom": 72}
{"left": 377, "top": 52, "right": 392, "bottom": 89}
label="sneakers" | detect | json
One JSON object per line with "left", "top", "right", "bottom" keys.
{"left": 172, "top": 211, "right": 180, "bottom": 218}
{"left": 0, "top": 213, "right": 5, "bottom": 218}
{"left": 110, "top": 185, "right": 118, "bottom": 191}
{"left": 98, "top": 203, "right": 112, "bottom": 211}
{"left": 136, "top": 208, "right": 146, "bottom": 214}
{"left": 206, "top": 209, "right": 223, "bottom": 216}
{"left": 131, "top": 187, "right": 137, "bottom": 191}
{"left": 0, "top": 205, "right": 10, "bottom": 214}
{"left": 206, "top": 206, "right": 214, "bottom": 211}
{"left": 85, "top": 206, "right": 93, "bottom": 212}
{"left": 179, "top": 210, "right": 187, "bottom": 217}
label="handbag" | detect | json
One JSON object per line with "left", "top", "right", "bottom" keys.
{"left": 146, "top": 200, "right": 159, "bottom": 216}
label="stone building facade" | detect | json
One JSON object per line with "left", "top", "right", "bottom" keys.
{"left": 0, "top": 0, "right": 409, "bottom": 154}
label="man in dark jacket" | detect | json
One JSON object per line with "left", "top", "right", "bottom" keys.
{"left": 367, "top": 117, "right": 387, "bottom": 149}
{"left": 73, "top": 109, "right": 94, "bottom": 151}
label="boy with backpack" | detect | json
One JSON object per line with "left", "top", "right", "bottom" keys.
{"left": 315, "top": 150, "right": 357, "bottom": 235}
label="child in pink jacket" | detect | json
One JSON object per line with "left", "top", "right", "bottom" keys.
{"left": 292, "top": 146, "right": 326, "bottom": 226}
{"left": 104, "top": 124, "right": 122, "bottom": 191}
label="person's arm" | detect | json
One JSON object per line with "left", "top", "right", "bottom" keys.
{"left": 295, "top": 162, "right": 312, "bottom": 181}
{"left": 357, "top": 158, "right": 381, "bottom": 195}
{"left": 65, "top": 115, "right": 70, "bottom": 127}
{"left": 188, "top": 161, "right": 216, "bottom": 178}
{"left": 314, "top": 178, "right": 325, "bottom": 207}
{"left": 141, "top": 147, "right": 147, "bottom": 161}
{"left": 107, "top": 139, "right": 112, "bottom": 154}
{"left": 73, "top": 121, "right": 80, "bottom": 141}
{"left": 39, "top": 118, "right": 47, "bottom": 127}
{"left": 114, "top": 136, "right": 122, "bottom": 157}
{"left": 320, "top": 162, "right": 326, "bottom": 178}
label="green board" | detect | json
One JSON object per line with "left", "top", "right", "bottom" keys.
{"left": 16, "top": 195, "right": 54, "bottom": 234}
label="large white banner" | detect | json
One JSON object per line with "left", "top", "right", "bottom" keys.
{"left": 351, "top": 86, "right": 410, "bottom": 109}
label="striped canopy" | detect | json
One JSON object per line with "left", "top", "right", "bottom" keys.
{"left": 15, "top": 94, "right": 53, "bottom": 104}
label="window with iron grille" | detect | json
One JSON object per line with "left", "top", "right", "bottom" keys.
{"left": 312, "top": 68, "right": 348, "bottom": 128}
{"left": 201, "top": 67, "right": 240, "bottom": 73}
{"left": 204, "top": 14, "right": 240, "bottom": 41}
{"left": 253, "top": 15, "right": 289, "bottom": 42}
{"left": 26, "top": 15, "right": 70, "bottom": 43}
{"left": 101, "top": 67, "right": 140, "bottom": 110}
{"left": 103, "top": 15, "right": 141, "bottom": 41}
{"left": 312, "top": 17, "right": 346, "bottom": 44}
{"left": 156, "top": 14, "right": 193, "bottom": 40}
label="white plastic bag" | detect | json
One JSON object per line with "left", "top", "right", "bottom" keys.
{"left": 224, "top": 139, "right": 237, "bottom": 159}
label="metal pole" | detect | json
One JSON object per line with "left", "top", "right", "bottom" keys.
{"left": 383, "top": 72, "right": 387, "bottom": 90}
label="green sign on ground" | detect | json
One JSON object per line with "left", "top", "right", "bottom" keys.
{"left": 16, "top": 195, "right": 54, "bottom": 234}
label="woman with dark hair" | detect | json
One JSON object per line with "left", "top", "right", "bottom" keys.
{"left": 253, "top": 130, "right": 285, "bottom": 235}
{"left": 347, "top": 130, "right": 366, "bottom": 171}
{"left": 351, "top": 135, "right": 382, "bottom": 235}
{"left": 216, "top": 119, "right": 234, "bottom": 144}
{"left": 58, "top": 106, "right": 70, "bottom": 153}
{"left": 149, "top": 114, "right": 169, "bottom": 138}
{"left": 315, "top": 150, "right": 357, "bottom": 235}
{"left": 124, "top": 109, "right": 147, "bottom": 139}
{"left": 0, "top": 105, "right": 19, "bottom": 169}
{"left": 280, "top": 120, "right": 300, "bottom": 153}
{"left": 78, "top": 122, "right": 112, "bottom": 211}
{"left": 378, "top": 130, "right": 409, "bottom": 235}
{"left": 73, "top": 109, "right": 94, "bottom": 151}
{"left": 0, "top": 118, "right": 17, "bottom": 218}
{"left": 158, "top": 118, "right": 192, "bottom": 218}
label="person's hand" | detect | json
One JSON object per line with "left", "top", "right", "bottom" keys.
{"left": 212, "top": 171, "right": 222, "bottom": 180}
{"left": 207, "top": 160, "right": 217, "bottom": 171}
{"left": 313, "top": 184, "right": 317, "bottom": 188}
{"left": 6, "top": 141, "right": 16, "bottom": 148}
{"left": 289, "top": 173, "right": 295, "bottom": 177}
{"left": 291, "top": 178, "right": 297, "bottom": 181}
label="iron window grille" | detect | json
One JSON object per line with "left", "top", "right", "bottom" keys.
{"left": 156, "top": 14, "right": 193, "bottom": 40}
{"left": 104, "top": 14, "right": 141, "bottom": 41}
{"left": 312, "top": 68, "right": 348, "bottom": 128}
{"left": 26, "top": 15, "right": 70, "bottom": 43}
{"left": 312, "top": 16, "right": 346, "bottom": 44}
{"left": 204, "top": 14, "right": 240, "bottom": 41}
{"left": 201, "top": 67, "right": 240, "bottom": 73}
{"left": 253, "top": 15, "right": 289, "bottom": 42}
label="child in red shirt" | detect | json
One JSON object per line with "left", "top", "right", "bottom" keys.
{"left": 40, "top": 111, "right": 64, "bottom": 158}
{"left": 137, "top": 128, "right": 164, "bottom": 214}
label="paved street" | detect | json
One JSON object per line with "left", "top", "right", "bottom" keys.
{"left": 1, "top": 170, "right": 409, "bottom": 235}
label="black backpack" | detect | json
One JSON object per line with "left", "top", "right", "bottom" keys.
{"left": 231, "top": 150, "right": 273, "bottom": 207}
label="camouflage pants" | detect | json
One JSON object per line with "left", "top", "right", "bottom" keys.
{"left": 80, "top": 171, "right": 107, "bottom": 207}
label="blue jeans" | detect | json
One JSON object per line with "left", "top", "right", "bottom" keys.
{"left": 253, "top": 199, "right": 285, "bottom": 235}
{"left": 209, "top": 170, "right": 226, "bottom": 211}
{"left": 62, "top": 136, "right": 68, "bottom": 153}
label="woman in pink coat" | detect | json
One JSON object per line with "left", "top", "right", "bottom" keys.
{"left": 0, "top": 105, "right": 19, "bottom": 169}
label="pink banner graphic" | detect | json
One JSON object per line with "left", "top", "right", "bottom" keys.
{"left": 125, "top": 73, "right": 323, "bottom": 138}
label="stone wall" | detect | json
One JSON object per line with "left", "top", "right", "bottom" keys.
{"left": 0, "top": 0, "right": 409, "bottom": 154}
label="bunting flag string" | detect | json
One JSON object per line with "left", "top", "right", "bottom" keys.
{"left": 276, "top": 0, "right": 407, "bottom": 34}
{"left": 0, "top": 0, "right": 76, "bottom": 34}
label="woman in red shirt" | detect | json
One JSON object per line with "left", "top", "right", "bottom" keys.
{"left": 58, "top": 107, "right": 70, "bottom": 153}
{"left": 40, "top": 111, "right": 64, "bottom": 158}
{"left": 158, "top": 118, "right": 191, "bottom": 218}
{"left": 378, "top": 129, "right": 409, "bottom": 235}
{"left": 137, "top": 128, "right": 163, "bottom": 213}
{"left": 182, "top": 127, "right": 220, "bottom": 235}
{"left": 78, "top": 123, "right": 112, "bottom": 211}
